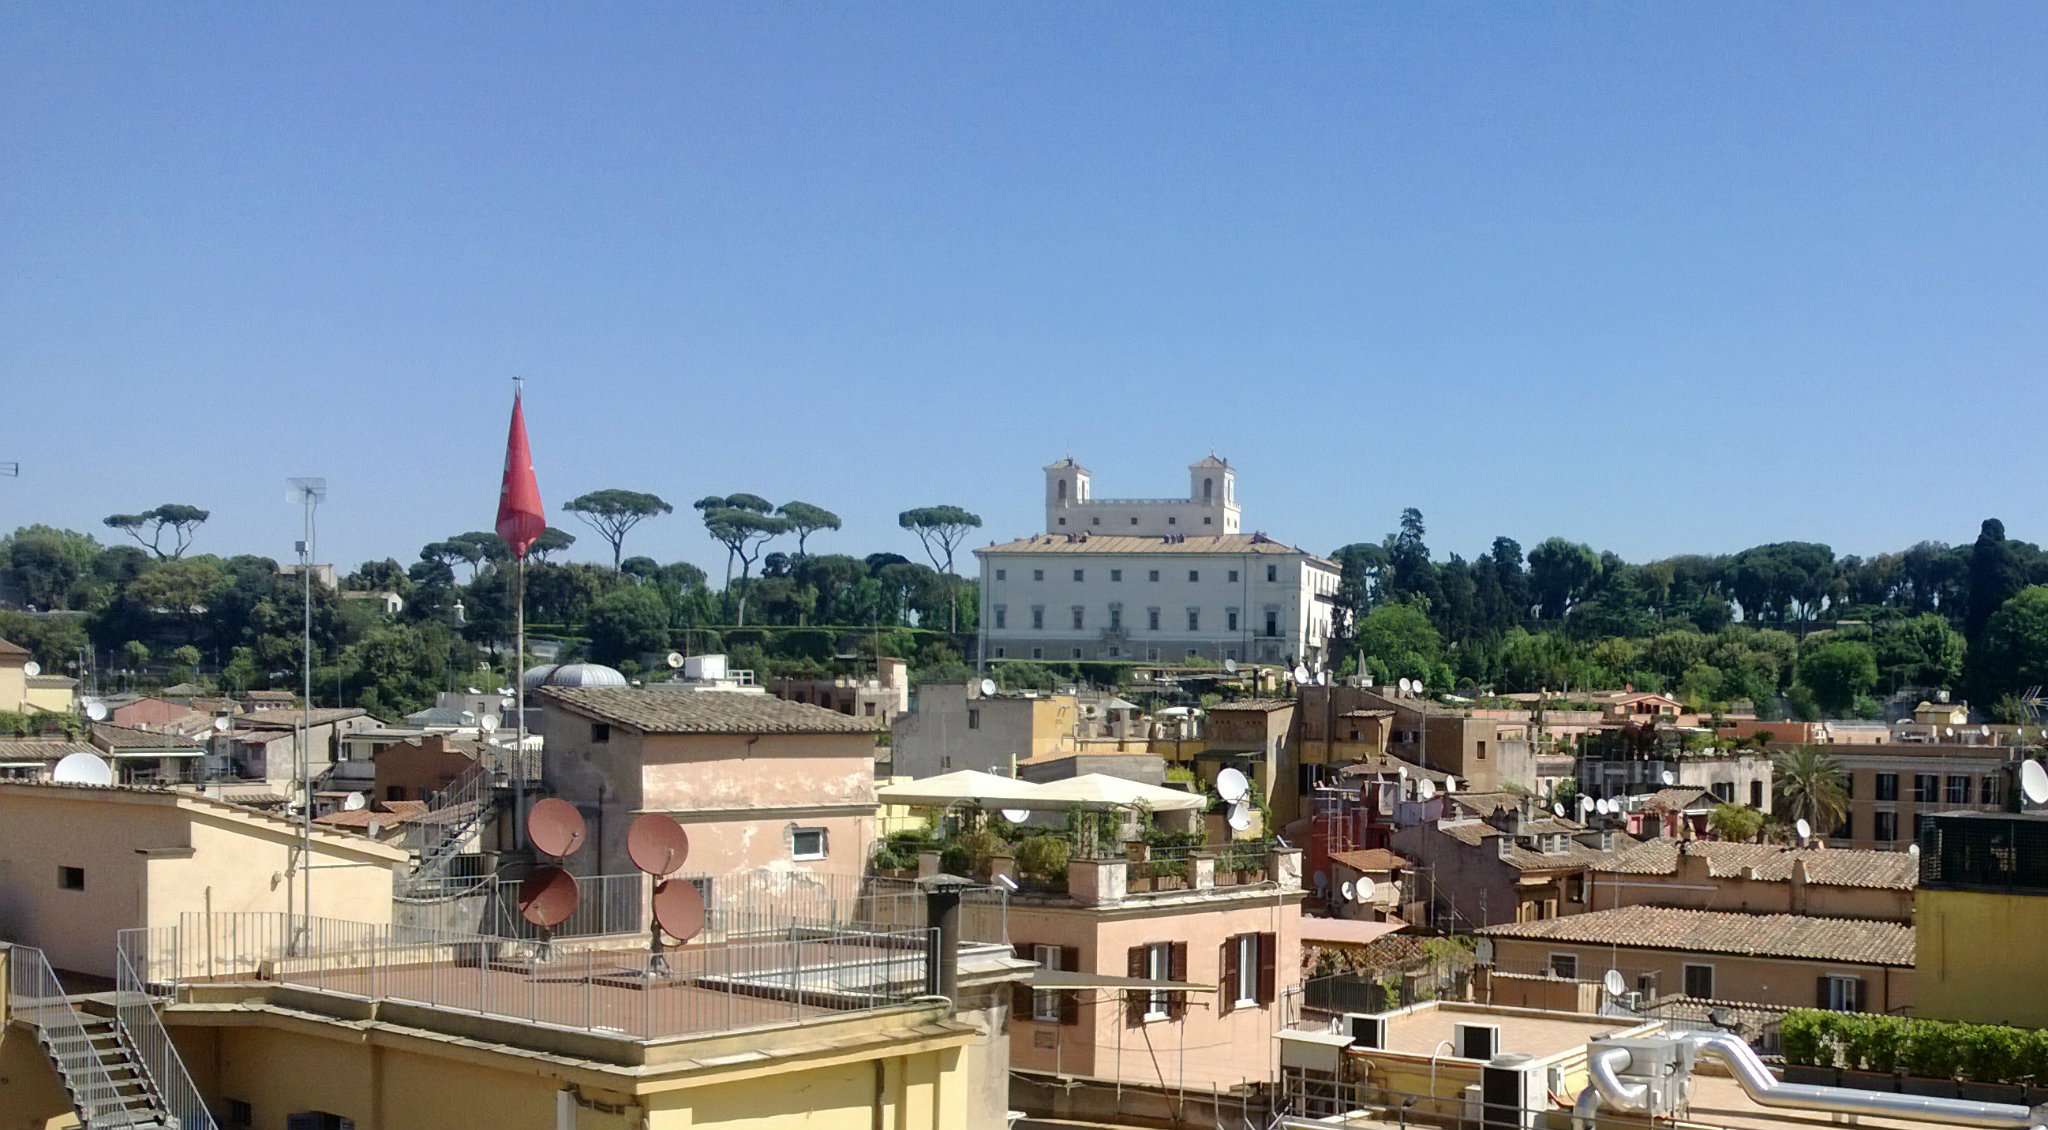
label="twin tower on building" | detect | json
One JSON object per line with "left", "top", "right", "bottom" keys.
{"left": 1044, "top": 454, "right": 1241, "bottom": 537}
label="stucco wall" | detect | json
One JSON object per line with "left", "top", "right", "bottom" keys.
{"left": 1485, "top": 937, "right": 1911, "bottom": 1012}
{"left": 1916, "top": 887, "right": 2048, "bottom": 1027}
{"left": 0, "top": 664, "right": 28, "bottom": 714}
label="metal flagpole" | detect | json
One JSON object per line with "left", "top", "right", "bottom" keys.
{"left": 515, "top": 550, "right": 527, "bottom": 848}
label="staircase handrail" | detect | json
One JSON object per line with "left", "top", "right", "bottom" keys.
{"left": 114, "top": 938, "right": 218, "bottom": 1130}
{"left": 4, "top": 944, "right": 128, "bottom": 1124}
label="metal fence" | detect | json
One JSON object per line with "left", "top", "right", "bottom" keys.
{"left": 114, "top": 940, "right": 217, "bottom": 1130}
{"left": 3, "top": 944, "right": 127, "bottom": 1124}
{"left": 119, "top": 912, "right": 934, "bottom": 1041}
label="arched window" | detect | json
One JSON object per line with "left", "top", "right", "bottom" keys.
{"left": 1058, "top": 479, "right": 1068, "bottom": 501}
{"left": 1203, "top": 477, "right": 1214, "bottom": 501}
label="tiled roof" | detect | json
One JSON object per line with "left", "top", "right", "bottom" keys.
{"left": 1479, "top": 905, "right": 1916, "bottom": 967}
{"left": 90, "top": 723, "right": 199, "bottom": 751}
{"left": 1639, "top": 786, "right": 1715, "bottom": 812}
{"left": 26, "top": 675, "right": 78, "bottom": 688}
{"left": 1598, "top": 840, "right": 1917, "bottom": 890}
{"left": 316, "top": 799, "right": 430, "bottom": 828}
{"left": 538, "top": 687, "right": 884, "bottom": 735}
{"left": 234, "top": 707, "right": 369, "bottom": 729}
{"left": 1330, "top": 848, "right": 1410, "bottom": 872}
{"left": 1335, "top": 754, "right": 1456, "bottom": 785}
{"left": 1211, "top": 699, "right": 1298, "bottom": 712}
{"left": 0, "top": 637, "right": 28, "bottom": 657}
{"left": 1340, "top": 708, "right": 1395, "bottom": 719}
{"left": 0, "top": 739, "right": 95, "bottom": 760}
{"left": 976, "top": 533, "right": 1335, "bottom": 565}
{"left": 1436, "top": 818, "right": 1631, "bottom": 872}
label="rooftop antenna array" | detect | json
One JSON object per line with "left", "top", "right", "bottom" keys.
{"left": 629, "top": 812, "right": 702, "bottom": 972}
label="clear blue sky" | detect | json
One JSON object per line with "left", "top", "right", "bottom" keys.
{"left": 5, "top": 4, "right": 2045, "bottom": 579}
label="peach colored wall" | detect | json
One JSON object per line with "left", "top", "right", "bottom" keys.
{"left": 1005, "top": 893, "right": 1303, "bottom": 1091}
{"left": 1485, "top": 937, "right": 1912, "bottom": 1012}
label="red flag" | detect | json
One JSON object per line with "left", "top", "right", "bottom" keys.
{"left": 496, "top": 389, "right": 546, "bottom": 558}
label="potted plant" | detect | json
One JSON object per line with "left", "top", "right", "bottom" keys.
{"left": 1779, "top": 1011, "right": 1839, "bottom": 1086}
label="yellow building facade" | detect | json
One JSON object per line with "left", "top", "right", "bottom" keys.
{"left": 1911, "top": 810, "right": 2048, "bottom": 1028}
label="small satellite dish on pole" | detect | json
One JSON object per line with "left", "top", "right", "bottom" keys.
{"left": 1226, "top": 800, "right": 1253, "bottom": 832}
{"left": 342, "top": 791, "right": 367, "bottom": 812}
{"left": 517, "top": 867, "right": 580, "bottom": 927}
{"left": 479, "top": 715, "right": 500, "bottom": 733}
{"left": 1223, "top": 658, "right": 1239, "bottom": 675}
{"left": 528, "top": 798, "right": 588, "bottom": 859}
{"left": 1795, "top": 818, "right": 1812, "bottom": 844}
{"left": 1417, "top": 779, "right": 1438, "bottom": 801}
{"left": 83, "top": 700, "right": 107, "bottom": 722}
{"left": 1553, "top": 802, "right": 1566, "bottom": 818}
{"left": 213, "top": 716, "right": 231, "bottom": 733}
{"left": 1215, "top": 767, "right": 1250, "bottom": 804}
{"left": 627, "top": 813, "right": 690, "bottom": 877}
{"left": 21, "top": 661, "right": 39, "bottom": 678}
{"left": 666, "top": 651, "right": 685, "bottom": 670}
{"left": 1397, "top": 677, "right": 1412, "bottom": 696}
{"left": 1908, "top": 842, "right": 1922, "bottom": 860}
{"left": 2020, "top": 760, "right": 2048, "bottom": 807}
{"left": 1444, "top": 777, "right": 1457, "bottom": 794}
{"left": 1659, "top": 770, "right": 1676, "bottom": 786}
{"left": 53, "top": 752, "right": 113, "bottom": 786}
{"left": 1292, "top": 665, "right": 1311, "bottom": 685}
{"left": 652, "top": 878, "right": 706, "bottom": 943}
{"left": 1603, "top": 969, "right": 1628, "bottom": 997}
{"left": 1578, "top": 795, "right": 1595, "bottom": 814}
{"left": 1318, "top": 670, "right": 1331, "bottom": 686}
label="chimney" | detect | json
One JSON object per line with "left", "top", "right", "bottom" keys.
{"left": 919, "top": 874, "right": 974, "bottom": 1004}
{"left": 1790, "top": 856, "right": 1809, "bottom": 915}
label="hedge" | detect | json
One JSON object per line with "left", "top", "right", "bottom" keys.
{"left": 1781, "top": 1010, "right": 2048, "bottom": 1085}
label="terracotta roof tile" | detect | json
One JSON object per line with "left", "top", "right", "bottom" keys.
{"left": 1638, "top": 786, "right": 1715, "bottom": 812}
{"left": 1329, "top": 849, "right": 1410, "bottom": 872}
{"left": 1598, "top": 840, "right": 1917, "bottom": 890}
{"left": 538, "top": 687, "right": 884, "bottom": 735}
{"left": 1478, "top": 905, "right": 1915, "bottom": 966}
{"left": 0, "top": 738, "right": 95, "bottom": 760}
{"left": 1210, "top": 699, "right": 1298, "bottom": 712}
{"left": 90, "top": 723, "right": 199, "bottom": 751}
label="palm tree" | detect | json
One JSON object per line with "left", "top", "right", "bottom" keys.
{"left": 1774, "top": 746, "right": 1849, "bottom": 836}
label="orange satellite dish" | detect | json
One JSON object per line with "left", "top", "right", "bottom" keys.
{"left": 528, "top": 798, "right": 587, "bottom": 859}
{"left": 517, "top": 866, "right": 580, "bottom": 927}
{"left": 628, "top": 813, "right": 689, "bottom": 877}
{"left": 652, "top": 878, "right": 706, "bottom": 943}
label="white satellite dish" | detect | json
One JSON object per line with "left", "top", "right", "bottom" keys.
{"left": 1397, "top": 766, "right": 1409, "bottom": 781}
{"left": 1444, "top": 777, "right": 1457, "bottom": 794}
{"left": 465, "top": 686, "right": 481, "bottom": 695}
{"left": 1553, "top": 802, "right": 1566, "bottom": 818}
{"left": 1001, "top": 808, "right": 1032, "bottom": 823}
{"left": 1355, "top": 876, "right": 1376, "bottom": 902}
{"left": 1397, "top": 677, "right": 1412, "bottom": 696}
{"left": 1908, "top": 842, "right": 1922, "bottom": 860}
{"left": 1223, "top": 658, "right": 1239, "bottom": 675}
{"left": 1603, "top": 969, "right": 1627, "bottom": 997}
{"left": 1944, "top": 726, "right": 1955, "bottom": 738}
{"left": 1659, "top": 770, "right": 1676, "bottom": 786}
{"left": 1215, "top": 767, "right": 1250, "bottom": 804}
{"left": 2020, "top": 760, "right": 2048, "bottom": 806}
{"left": 1474, "top": 938, "right": 1495, "bottom": 964}
{"left": 1339, "top": 879, "right": 1356, "bottom": 901}
{"left": 1317, "top": 670, "right": 1331, "bottom": 686}
{"left": 459, "top": 710, "right": 477, "bottom": 725}
{"left": 1292, "top": 665, "right": 1311, "bottom": 685}
{"left": 1417, "top": 779, "right": 1438, "bottom": 801}
{"left": 1596, "top": 798, "right": 1612, "bottom": 815}
{"left": 1578, "top": 795, "right": 1595, "bottom": 813}
{"left": 1795, "top": 818, "right": 1812, "bottom": 843}
{"left": 666, "top": 652, "right": 685, "bottom": 670}
{"left": 212, "top": 716, "right": 231, "bottom": 733}
{"left": 479, "top": 715, "right": 500, "bottom": 733}
{"left": 84, "top": 700, "right": 107, "bottom": 722}
{"left": 343, "top": 791, "right": 367, "bottom": 812}
{"left": 979, "top": 678, "right": 998, "bottom": 697}
{"left": 21, "top": 661, "right": 40, "bottom": 678}
{"left": 1980, "top": 724, "right": 1992, "bottom": 738}
{"left": 1226, "top": 800, "right": 1254, "bottom": 832}
{"left": 52, "top": 752, "right": 113, "bottom": 786}
{"left": 496, "top": 686, "right": 515, "bottom": 697}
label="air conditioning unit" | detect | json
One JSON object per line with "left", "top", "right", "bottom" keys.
{"left": 1456, "top": 1021, "right": 1501, "bottom": 1060}
{"left": 1345, "top": 1012, "right": 1387, "bottom": 1049}
{"left": 1479, "top": 1054, "right": 1543, "bottom": 1130}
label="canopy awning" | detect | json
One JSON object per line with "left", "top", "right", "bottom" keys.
{"left": 1029, "top": 969, "right": 1219, "bottom": 993}
{"left": 875, "top": 769, "right": 1044, "bottom": 809}
{"left": 1031, "top": 773, "right": 1206, "bottom": 812}
{"left": 876, "top": 770, "right": 1205, "bottom": 813}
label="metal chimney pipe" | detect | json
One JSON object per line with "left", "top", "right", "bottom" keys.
{"left": 919, "top": 874, "right": 970, "bottom": 1004}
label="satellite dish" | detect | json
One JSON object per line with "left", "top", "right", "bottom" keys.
{"left": 21, "top": 661, "right": 39, "bottom": 678}
{"left": 1578, "top": 795, "right": 1595, "bottom": 813}
{"left": 1444, "top": 777, "right": 1457, "bottom": 794}
{"left": 652, "top": 878, "right": 706, "bottom": 943}
{"left": 666, "top": 651, "right": 685, "bottom": 669}
{"left": 1001, "top": 807, "right": 1032, "bottom": 823}
{"left": 213, "top": 716, "right": 231, "bottom": 732}
{"left": 1417, "top": 779, "right": 1438, "bottom": 801}
{"left": 1944, "top": 726, "right": 1955, "bottom": 738}
{"left": 979, "top": 678, "right": 998, "bottom": 697}
{"left": 343, "top": 791, "right": 367, "bottom": 812}
{"left": 1339, "top": 879, "right": 1356, "bottom": 901}
{"left": 497, "top": 686, "right": 515, "bottom": 697}
{"left": 2021, "top": 760, "right": 2048, "bottom": 806}
{"left": 1596, "top": 798, "right": 1612, "bottom": 815}
{"left": 517, "top": 867, "right": 580, "bottom": 927}
{"left": 1980, "top": 725, "right": 1992, "bottom": 738}
{"left": 1226, "top": 800, "right": 1253, "bottom": 832}
{"left": 1292, "top": 665, "right": 1311, "bottom": 685}
{"left": 479, "top": 715, "right": 500, "bottom": 733}
{"left": 459, "top": 710, "right": 477, "bottom": 725}
{"left": 1659, "top": 770, "right": 1676, "bottom": 786}
{"left": 1553, "top": 802, "right": 1566, "bottom": 818}
{"left": 528, "top": 798, "right": 588, "bottom": 858}
{"left": 1223, "top": 658, "right": 1239, "bottom": 674}
{"left": 1908, "top": 843, "right": 1922, "bottom": 860}
{"left": 1356, "top": 876, "right": 1376, "bottom": 902}
{"left": 84, "top": 700, "right": 107, "bottom": 722}
{"left": 1216, "top": 767, "right": 1250, "bottom": 804}
{"left": 465, "top": 686, "right": 482, "bottom": 695}
{"left": 1397, "top": 766, "right": 1409, "bottom": 781}
{"left": 1474, "top": 938, "right": 1495, "bottom": 964}
{"left": 1603, "top": 969, "right": 1627, "bottom": 997}
{"left": 1795, "top": 818, "right": 1812, "bottom": 843}
{"left": 52, "top": 752, "right": 113, "bottom": 786}
{"left": 1318, "top": 670, "right": 1331, "bottom": 686}
{"left": 1397, "top": 677, "right": 1412, "bottom": 696}
{"left": 627, "top": 813, "right": 690, "bottom": 877}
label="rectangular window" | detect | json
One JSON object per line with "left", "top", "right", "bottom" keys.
{"left": 1876, "top": 773, "right": 1898, "bottom": 801}
{"left": 1032, "top": 569, "right": 1044, "bottom": 581}
{"left": 1110, "top": 569, "right": 1122, "bottom": 582}
{"left": 1548, "top": 953, "right": 1577, "bottom": 980}
{"left": 1130, "top": 517, "right": 1139, "bottom": 525}
{"left": 1915, "top": 774, "right": 1939, "bottom": 803}
{"left": 59, "top": 866, "right": 85, "bottom": 891}
{"left": 1266, "top": 564, "right": 1277, "bottom": 583}
{"left": 1073, "top": 569, "right": 1085, "bottom": 582}
{"left": 1916, "top": 812, "right": 1936, "bottom": 840}
{"left": 1683, "top": 964, "right": 1714, "bottom": 999}
{"left": 1186, "top": 608, "right": 1200, "bottom": 632}
{"left": 1071, "top": 606, "right": 1085, "bottom": 630}
{"left": 1031, "top": 647, "right": 1043, "bottom": 659}
{"left": 1148, "top": 570, "right": 1160, "bottom": 582}
{"left": 1227, "top": 609, "right": 1239, "bottom": 632}
{"left": 1145, "top": 942, "right": 1172, "bottom": 1019}
{"left": 1750, "top": 780, "right": 1764, "bottom": 807}
{"left": 967, "top": 708, "right": 980, "bottom": 730}
{"left": 1233, "top": 934, "right": 1258, "bottom": 1005}
{"left": 1947, "top": 775, "right": 1970, "bottom": 804}
{"left": 1188, "top": 570, "right": 1200, "bottom": 582}
{"left": 1147, "top": 608, "right": 1160, "bottom": 631}
{"left": 1228, "top": 569, "right": 1239, "bottom": 583}
{"left": 1712, "top": 782, "right": 1733, "bottom": 803}
{"left": 1821, "top": 975, "right": 1863, "bottom": 1012}
{"left": 1031, "top": 606, "right": 1045, "bottom": 630}
{"left": 1875, "top": 811, "right": 1898, "bottom": 843}
{"left": 995, "top": 569, "right": 1006, "bottom": 581}
{"left": 994, "top": 605, "right": 1007, "bottom": 630}
{"left": 1109, "top": 606, "right": 1122, "bottom": 630}
{"left": 590, "top": 722, "right": 610, "bottom": 743}
{"left": 1265, "top": 610, "right": 1279, "bottom": 637}
{"left": 790, "top": 828, "right": 827, "bottom": 860}
{"left": 1033, "top": 944, "right": 1063, "bottom": 1022}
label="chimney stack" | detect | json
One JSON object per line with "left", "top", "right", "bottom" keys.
{"left": 919, "top": 874, "right": 974, "bottom": 1004}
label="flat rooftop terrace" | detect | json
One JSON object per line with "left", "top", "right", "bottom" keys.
{"left": 1379, "top": 1002, "right": 1640, "bottom": 1058}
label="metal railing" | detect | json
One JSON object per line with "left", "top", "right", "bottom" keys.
{"left": 3, "top": 944, "right": 129, "bottom": 1125}
{"left": 398, "top": 763, "right": 490, "bottom": 894}
{"left": 121, "top": 913, "right": 933, "bottom": 1041}
{"left": 114, "top": 939, "right": 217, "bottom": 1130}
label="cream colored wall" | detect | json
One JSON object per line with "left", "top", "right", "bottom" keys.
{"left": 0, "top": 794, "right": 164, "bottom": 976}
{"left": 0, "top": 663, "right": 26, "bottom": 714}
{"left": 0, "top": 1017, "right": 82, "bottom": 1130}
{"left": 147, "top": 811, "right": 397, "bottom": 932}
{"left": 1486, "top": 938, "right": 1910, "bottom": 1012}
{"left": 22, "top": 683, "right": 75, "bottom": 714}
{"left": 647, "top": 1047, "right": 966, "bottom": 1130}
{"left": 1587, "top": 869, "right": 1912, "bottom": 922}
{"left": 1006, "top": 893, "right": 1303, "bottom": 1091}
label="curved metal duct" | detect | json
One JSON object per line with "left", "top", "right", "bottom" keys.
{"left": 1684, "top": 1031, "right": 2047, "bottom": 1130}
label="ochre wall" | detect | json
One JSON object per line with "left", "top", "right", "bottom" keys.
{"left": 1917, "top": 887, "right": 2048, "bottom": 1027}
{"left": 0, "top": 1019, "right": 81, "bottom": 1130}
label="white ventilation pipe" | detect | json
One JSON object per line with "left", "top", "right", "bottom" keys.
{"left": 1684, "top": 1031, "right": 2047, "bottom": 1130}
{"left": 1573, "top": 1046, "right": 1645, "bottom": 1129}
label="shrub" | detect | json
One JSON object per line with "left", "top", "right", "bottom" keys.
{"left": 1780, "top": 1011, "right": 1828, "bottom": 1068}
{"left": 940, "top": 829, "right": 1004, "bottom": 878}
{"left": 1784, "top": 1010, "right": 2047, "bottom": 1084}
{"left": 1016, "top": 835, "right": 1070, "bottom": 882}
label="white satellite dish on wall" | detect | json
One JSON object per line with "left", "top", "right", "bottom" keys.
{"left": 1416, "top": 779, "right": 1437, "bottom": 801}
{"left": 53, "top": 752, "right": 113, "bottom": 786}
{"left": 1443, "top": 777, "right": 1457, "bottom": 794}
{"left": 2020, "top": 760, "right": 2048, "bottom": 807}
{"left": 1339, "top": 879, "right": 1355, "bottom": 901}
{"left": 213, "top": 716, "right": 231, "bottom": 733}
{"left": 1001, "top": 808, "right": 1032, "bottom": 823}
{"left": 1226, "top": 800, "right": 1254, "bottom": 832}
{"left": 1908, "top": 842, "right": 1922, "bottom": 860}
{"left": 1659, "top": 770, "right": 1676, "bottom": 786}
{"left": 1578, "top": 795, "right": 1595, "bottom": 814}
{"left": 343, "top": 791, "right": 367, "bottom": 812}
{"left": 21, "top": 661, "right": 40, "bottom": 678}
{"left": 1603, "top": 969, "right": 1627, "bottom": 997}
{"left": 1356, "top": 876, "right": 1376, "bottom": 902}
{"left": 666, "top": 651, "right": 685, "bottom": 669}
{"left": 1795, "top": 818, "right": 1812, "bottom": 844}
{"left": 1216, "top": 767, "right": 1250, "bottom": 804}
{"left": 1553, "top": 802, "right": 1566, "bottom": 818}
{"left": 1397, "top": 677, "right": 1412, "bottom": 696}
{"left": 84, "top": 700, "right": 108, "bottom": 722}
{"left": 979, "top": 678, "right": 998, "bottom": 697}
{"left": 1223, "top": 658, "right": 1239, "bottom": 675}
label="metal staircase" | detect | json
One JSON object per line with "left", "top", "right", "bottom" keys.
{"left": 6, "top": 944, "right": 189, "bottom": 1128}
{"left": 397, "top": 762, "right": 491, "bottom": 895}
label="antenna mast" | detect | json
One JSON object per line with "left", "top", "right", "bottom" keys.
{"left": 287, "top": 476, "right": 328, "bottom": 954}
